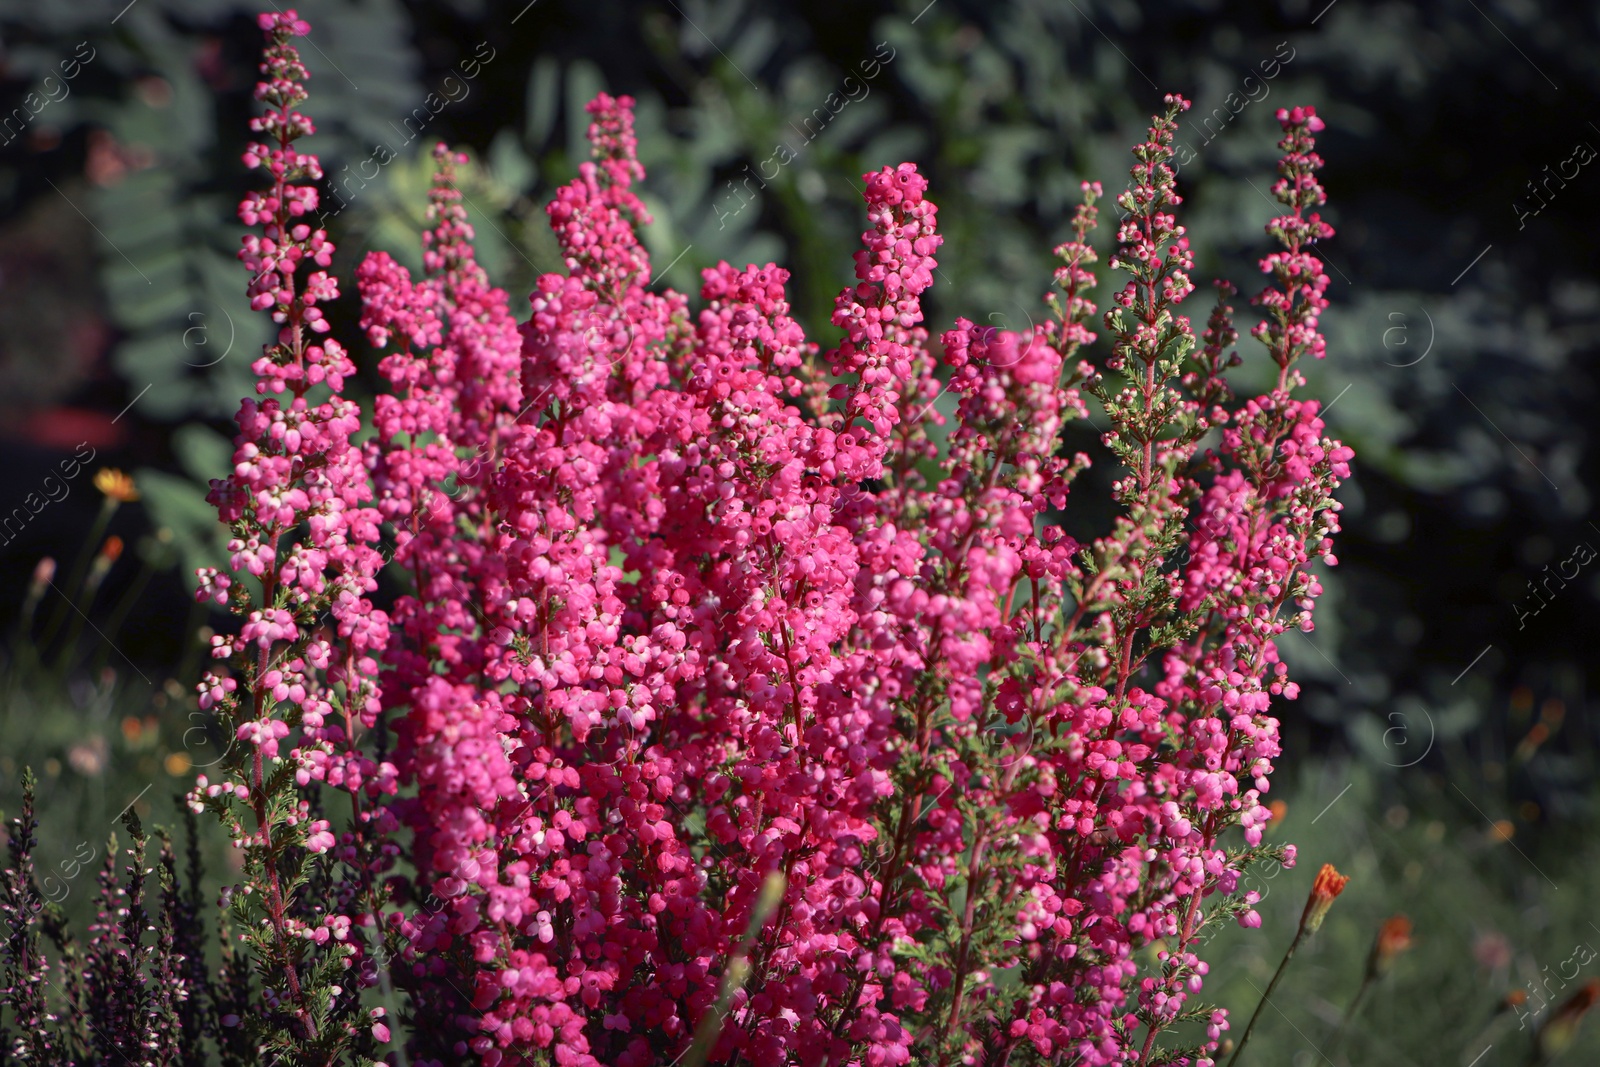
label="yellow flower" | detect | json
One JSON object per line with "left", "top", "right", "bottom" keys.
{"left": 94, "top": 468, "right": 140, "bottom": 503}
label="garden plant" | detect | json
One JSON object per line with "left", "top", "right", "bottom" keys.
{"left": 3, "top": 9, "right": 1359, "bottom": 1066}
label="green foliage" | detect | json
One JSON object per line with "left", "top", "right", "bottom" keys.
{"left": 1206, "top": 760, "right": 1600, "bottom": 1067}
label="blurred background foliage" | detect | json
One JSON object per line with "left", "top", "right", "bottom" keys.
{"left": 1, "top": 0, "right": 1597, "bottom": 1061}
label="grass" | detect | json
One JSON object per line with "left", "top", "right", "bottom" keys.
{"left": 0, "top": 659, "right": 240, "bottom": 930}
{"left": 1204, "top": 757, "right": 1600, "bottom": 1067}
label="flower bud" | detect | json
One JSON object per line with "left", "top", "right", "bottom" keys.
{"left": 1298, "top": 863, "right": 1348, "bottom": 934}
{"left": 1365, "top": 914, "right": 1412, "bottom": 979}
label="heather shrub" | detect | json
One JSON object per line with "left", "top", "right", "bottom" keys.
{"left": 4, "top": 10, "right": 1353, "bottom": 1065}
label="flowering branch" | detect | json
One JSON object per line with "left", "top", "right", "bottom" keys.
{"left": 167, "top": 15, "right": 1358, "bottom": 1065}
{"left": 191, "top": 10, "right": 396, "bottom": 1063}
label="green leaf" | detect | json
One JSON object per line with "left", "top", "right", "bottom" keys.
{"left": 134, "top": 468, "right": 226, "bottom": 578}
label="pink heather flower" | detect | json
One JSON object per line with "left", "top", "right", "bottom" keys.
{"left": 190, "top": 11, "right": 400, "bottom": 1057}
{"left": 1254, "top": 105, "right": 1337, "bottom": 385}
{"left": 201, "top": 16, "right": 1351, "bottom": 1064}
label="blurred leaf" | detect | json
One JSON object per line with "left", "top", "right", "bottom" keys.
{"left": 172, "top": 424, "right": 232, "bottom": 484}
{"left": 134, "top": 468, "right": 226, "bottom": 579}
{"left": 489, "top": 128, "right": 536, "bottom": 193}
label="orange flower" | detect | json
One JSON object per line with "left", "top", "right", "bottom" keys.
{"left": 1267, "top": 799, "right": 1288, "bottom": 827}
{"left": 100, "top": 535, "right": 125, "bottom": 563}
{"left": 94, "top": 468, "right": 140, "bottom": 503}
{"left": 1538, "top": 978, "right": 1600, "bottom": 1058}
{"left": 1514, "top": 722, "right": 1551, "bottom": 762}
{"left": 1299, "top": 863, "right": 1349, "bottom": 934}
{"left": 1367, "top": 914, "right": 1413, "bottom": 977}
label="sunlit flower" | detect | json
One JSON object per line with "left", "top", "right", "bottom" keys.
{"left": 93, "top": 468, "right": 140, "bottom": 503}
{"left": 1300, "top": 863, "right": 1350, "bottom": 933}
{"left": 171, "top": 19, "right": 1355, "bottom": 1064}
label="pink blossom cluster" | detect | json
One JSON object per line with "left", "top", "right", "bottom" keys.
{"left": 196, "top": 15, "right": 1352, "bottom": 1067}
{"left": 189, "top": 11, "right": 398, "bottom": 1059}
{"left": 1252, "top": 106, "right": 1337, "bottom": 381}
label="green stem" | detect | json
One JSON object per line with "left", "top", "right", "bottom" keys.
{"left": 38, "top": 499, "right": 116, "bottom": 660}
{"left": 1326, "top": 973, "right": 1374, "bottom": 1063}
{"left": 58, "top": 559, "right": 118, "bottom": 675}
{"left": 682, "top": 871, "right": 787, "bottom": 1067}
{"left": 91, "top": 559, "right": 153, "bottom": 677}
{"left": 1226, "top": 927, "right": 1306, "bottom": 1067}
